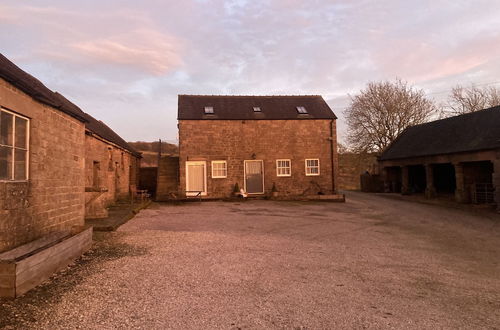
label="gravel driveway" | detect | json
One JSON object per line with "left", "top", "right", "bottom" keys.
{"left": 1, "top": 192, "right": 499, "bottom": 329}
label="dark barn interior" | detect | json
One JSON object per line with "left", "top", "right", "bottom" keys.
{"left": 433, "top": 163, "right": 456, "bottom": 194}
{"left": 408, "top": 165, "right": 426, "bottom": 194}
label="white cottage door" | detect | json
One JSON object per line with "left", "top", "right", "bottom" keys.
{"left": 186, "top": 161, "right": 206, "bottom": 196}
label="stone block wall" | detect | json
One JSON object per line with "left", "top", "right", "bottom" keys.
{"left": 178, "top": 119, "right": 337, "bottom": 198}
{"left": 156, "top": 156, "right": 179, "bottom": 201}
{"left": 84, "top": 134, "right": 139, "bottom": 219}
{"left": 0, "top": 78, "right": 85, "bottom": 253}
{"left": 338, "top": 152, "right": 378, "bottom": 190}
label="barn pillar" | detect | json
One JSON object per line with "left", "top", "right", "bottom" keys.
{"left": 381, "top": 167, "right": 390, "bottom": 192}
{"left": 401, "top": 166, "right": 410, "bottom": 195}
{"left": 454, "top": 163, "right": 466, "bottom": 203}
{"left": 425, "top": 164, "right": 436, "bottom": 198}
{"left": 493, "top": 158, "right": 500, "bottom": 212}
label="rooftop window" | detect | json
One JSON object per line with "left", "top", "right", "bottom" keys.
{"left": 296, "top": 106, "right": 308, "bottom": 114}
{"left": 204, "top": 106, "right": 214, "bottom": 114}
{"left": 253, "top": 107, "right": 261, "bottom": 112}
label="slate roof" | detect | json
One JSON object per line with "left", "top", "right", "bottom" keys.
{"left": 379, "top": 106, "right": 500, "bottom": 161}
{"left": 0, "top": 53, "right": 87, "bottom": 122}
{"left": 0, "top": 53, "right": 139, "bottom": 157}
{"left": 83, "top": 112, "right": 141, "bottom": 157}
{"left": 53, "top": 93, "right": 140, "bottom": 157}
{"left": 178, "top": 95, "right": 337, "bottom": 120}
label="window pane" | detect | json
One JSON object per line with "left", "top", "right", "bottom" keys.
{"left": 14, "top": 149, "right": 27, "bottom": 180}
{"left": 0, "top": 111, "right": 13, "bottom": 146}
{"left": 0, "top": 145, "right": 12, "bottom": 179}
{"left": 213, "top": 162, "right": 227, "bottom": 177}
{"left": 15, "top": 117, "right": 28, "bottom": 149}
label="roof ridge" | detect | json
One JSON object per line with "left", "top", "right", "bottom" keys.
{"left": 178, "top": 94, "right": 323, "bottom": 97}
{"left": 409, "top": 105, "right": 500, "bottom": 130}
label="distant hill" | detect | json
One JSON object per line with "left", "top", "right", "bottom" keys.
{"left": 128, "top": 141, "right": 179, "bottom": 167}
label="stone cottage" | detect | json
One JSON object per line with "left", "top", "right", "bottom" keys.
{"left": 378, "top": 106, "right": 500, "bottom": 209}
{"left": 176, "top": 95, "right": 339, "bottom": 198}
{"left": 0, "top": 54, "right": 87, "bottom": 253}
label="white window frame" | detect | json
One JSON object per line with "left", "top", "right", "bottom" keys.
{"left": 276, "top": 159, "right": 291, "bottom": 177}
{"left": 305, "top": 158, "right": 320, "bottom": 176}
{"left": 0, "top": 107, "right": 30, "bottom": 181}
{"left": 211, "top": 160, "right": 227, "bottom": 178}
{"left": 204, "top": 106, "right": 214, "bottom": 114}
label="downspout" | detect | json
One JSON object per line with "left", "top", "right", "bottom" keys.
{"left": 330, "top": 119, "right": 336, "bottom": 194}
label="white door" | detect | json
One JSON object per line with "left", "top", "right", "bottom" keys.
{"left": 186, "top": 161, "right": 207, "bottom": 196}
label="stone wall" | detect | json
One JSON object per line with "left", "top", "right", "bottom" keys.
{"left": 338, "top": 152, "right": 378, "bottom": 190}
{"left": 156, "top": 156, "right": 179, "bottom": 200}
{"left": 0, "top": 78, "right": 85, "bottom": 253}
{"left": 178, "top": 119, "right": 337, "bottom": 198}
{"left": 84, "top": 134, "right": 139, "bottom": 219}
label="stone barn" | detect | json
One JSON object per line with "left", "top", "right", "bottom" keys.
{"left": 378, "top": 106, "right": 500, "bottom": 209}
{"left": 82, "top": 112, "right": 141, "bottom": 219}
{"left": 0, "top": 53, "right": 142, "bottom": 296}
{"left": 175, "top": 95, "right": 339, "bottom": 198}
{"left": 0, "top": 53, "right": 87, "bottom": 253}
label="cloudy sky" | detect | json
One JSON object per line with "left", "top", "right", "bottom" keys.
{"left": 1, "top": 0, "right": 500, "bottom": 143}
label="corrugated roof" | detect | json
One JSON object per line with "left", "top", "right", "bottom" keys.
{"left": 379, "top": 106, "right": 500, "bottom": 161}
{"left": 0, "top": 53, "right": 87, "bottom": 122}
{"left": 178, "top": 95, "right": 337, "bottom": 120}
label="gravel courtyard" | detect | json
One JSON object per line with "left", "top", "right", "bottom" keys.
{"left": 1, "top": 192, "right": 500, "bottom": 329}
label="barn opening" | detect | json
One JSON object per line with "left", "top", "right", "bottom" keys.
{"left": 433, "top": 163, "right": 456, "bottom": 195}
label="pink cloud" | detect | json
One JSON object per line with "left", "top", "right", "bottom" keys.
{"left": 70, "top": 29, "right": 183, "bottom": 75}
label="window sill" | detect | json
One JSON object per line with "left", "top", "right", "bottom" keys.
{"left": 0, "top": 180, "right": 29, "bottom": 183}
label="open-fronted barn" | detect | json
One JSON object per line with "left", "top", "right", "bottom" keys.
{"left": 378, "top": 106, "right": 500, "bottom": 209}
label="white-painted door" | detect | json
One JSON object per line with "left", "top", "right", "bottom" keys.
{"left": 186, "top": 161, "right": 207, "bottom": 196}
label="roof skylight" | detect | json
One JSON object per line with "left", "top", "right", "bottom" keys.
{"left": 253, "top": 107, "right": 261, "bottom": 112}
{"left": 204, "top": 106, "right": 214, "bottom": 114}
{"left": 296, "top": 106, "right": 308, "bottom": 114}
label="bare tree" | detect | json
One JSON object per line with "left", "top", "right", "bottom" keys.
{"left": 344, "top": 79, "right": 436, "bottom": 153}
{"left": 446, "top": 84, "right": 500, "bottom": 115}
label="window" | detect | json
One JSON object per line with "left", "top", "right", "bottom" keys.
{"left": 296, "top": 106, "right": 308, "bottom": 114}
{"left": 305, "top": 159, "right": 320, "bottom": 176}
{"left": 211, "top": 160, "right": 227, "bottom": 178}
{"left": 253, "top": 107, "right": 261, "bottom": 112}
{"left": 204, "top": 106, "right": 214, "bottom": 114}
{"left": 276, "top": 159, "right": 291, "bottom": 177}
{"left": 92, "top": 161, "right": 100, "bottom": 188}
{"left": 0, "top": 108, "right": 29, "bottom": 181}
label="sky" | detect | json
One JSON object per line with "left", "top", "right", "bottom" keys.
{"left": 1, "top": 0, "right": 500, "bottom": 144}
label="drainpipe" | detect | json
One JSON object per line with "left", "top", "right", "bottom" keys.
{"left": 330, "top": 119, "right": 336, "bottom": 194}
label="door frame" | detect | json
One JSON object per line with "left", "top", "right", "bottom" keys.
{"left": 185, "top": 161, "right": 207, "bottom": 196}
{"left": 244, "top": 160, "right": 265, "bottom": 194}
